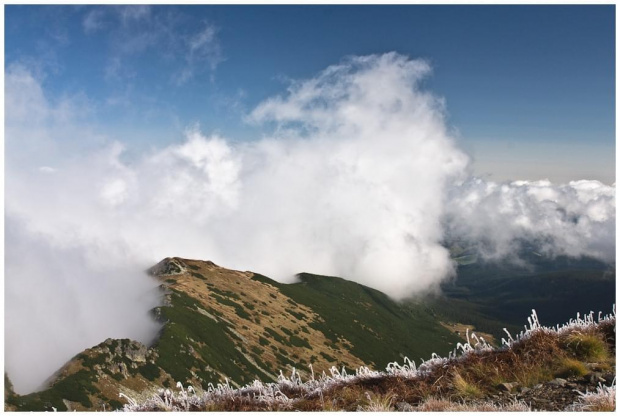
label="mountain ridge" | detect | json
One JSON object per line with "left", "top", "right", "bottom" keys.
{"left": 5, "top": 257, "right": 462, "bottom": 411}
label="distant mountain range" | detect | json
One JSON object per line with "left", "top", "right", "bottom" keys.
{"left": 5, "top": 255, "right": 614, "bottom": 411}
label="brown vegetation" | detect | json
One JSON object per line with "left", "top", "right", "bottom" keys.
{"left": 131, "top": 315, "right": 614, "bottom": 411}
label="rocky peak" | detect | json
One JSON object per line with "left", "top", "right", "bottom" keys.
{"left": 148, "top": 257, "right": 187, "bottom": 277}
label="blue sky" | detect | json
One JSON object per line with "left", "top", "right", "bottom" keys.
{"left": 5, "top": 5, "right": 615, "bottom": 183}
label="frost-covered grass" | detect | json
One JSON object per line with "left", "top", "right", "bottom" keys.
{"left": 413, "top": 397, "right": 532, "bottom": 412}
{"left": 565, "top": 381, "right": 616, "bottom": 412}
{"left": 121, "top": 307, "right": 615, "bottom": 411}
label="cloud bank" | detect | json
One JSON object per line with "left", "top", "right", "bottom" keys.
{"left": 5, "top": 53, "right": 615, "bottom": 393}
{"left": 446, "top": 178, "right": 615, "bottom": 263}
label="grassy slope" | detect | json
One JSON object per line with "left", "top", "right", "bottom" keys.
{"left": 252, "top": 272, "right": 462, "bottom": 369}
{"left": 5, "top": 339, "right": 142, "bottom": 411}
{"left": 152, "top": 289, "right": 271, "bottom": 388}
{"left": 4, "top": 370, "right": 100, "bottom": 411}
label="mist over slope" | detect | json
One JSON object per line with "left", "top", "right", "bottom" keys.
{"left": 5, "top": 53, "right": 615, "bottom": 393}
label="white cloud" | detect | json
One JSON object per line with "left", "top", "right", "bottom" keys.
{"left": 38, "top": 166, "right": 57, "bottom": 174}
{"left": 173, "top": 22, "right": 223, "bottom": 85}
{"left": 118, "top": 5, "right": 151, "bottom": 25}
{"left": 445, "top": 178, "right": 615, "bottom": 263}
{"left": 5, "top": 65, "right": 160, "bottom": 395}
{"left": 104, "top": 55, "right": 137, "bottom": 81}
{"left": 95, "top": 8, "right": 223, "bottom": 87}
{"left": 189, "top": 25, "right": 218, "bottom": 60}
{"left": 83, "top": 8, "right": 106, "bottom": 34}
{"left": 101, "top": 178, "right": 129, "bottom": 206}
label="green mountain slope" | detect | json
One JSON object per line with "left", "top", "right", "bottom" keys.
{"left": 256, "top": 272, "right": 459, "bottom": 367}
{"left": 6, "top": 258, "right": 462, "bottom": 411}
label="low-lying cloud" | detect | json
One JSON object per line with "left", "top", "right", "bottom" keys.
{"left": 5, "top": 53, "right": 615, "bottom": 393}
{"left": 446, "top": 178, "right": 615, "bottom": 264}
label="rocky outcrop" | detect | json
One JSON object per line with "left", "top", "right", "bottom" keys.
{"left": 148, "top": 257, "right": 187, "bottom": 277}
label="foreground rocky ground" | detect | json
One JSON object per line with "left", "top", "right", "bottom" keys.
{"left": 474, "top": 369, "right": 614, "bottom": 411}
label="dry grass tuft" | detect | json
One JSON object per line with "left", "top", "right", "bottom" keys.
{"left": 563, "top": 332, "right": 609, "bottom": 362}
{"left": 416, "top": 397, "right": 531, "bottom": 412}
{"left": 452, "top": 372, "right": 483, "bottom": 398}
{"left": 357, "top": 391, "right": 396, "bottom": 411}
{"left": 415, "top": 397, "right": 453, "bottom": 411}
{"left": 555, "top": 357, "right": 589, "bottom": 378}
